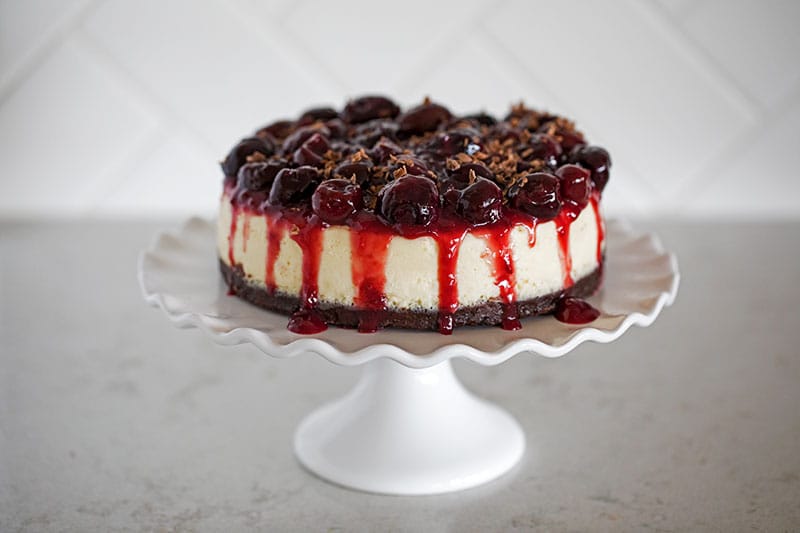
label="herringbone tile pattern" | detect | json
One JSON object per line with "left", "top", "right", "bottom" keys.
{"left": 1, "top": 0, "right": 798, "bottom": 218}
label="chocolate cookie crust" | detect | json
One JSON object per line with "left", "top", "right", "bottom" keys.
{"left": 220, "top": 259, "right": 603, "bottom": 331}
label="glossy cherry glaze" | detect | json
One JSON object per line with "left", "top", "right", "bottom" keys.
{"left": 554, "top": 296, "right": 601, "bottom": 324}
{"left": 225, "top": 183, "right": 603, "bottom": 335}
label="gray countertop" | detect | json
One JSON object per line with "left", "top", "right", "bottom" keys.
{"left": 1, "top": 219, "right": 799, "bottom": 532}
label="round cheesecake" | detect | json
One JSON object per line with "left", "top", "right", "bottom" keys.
{"left": 217, "top": 96, "right": 611, "bottom": 334}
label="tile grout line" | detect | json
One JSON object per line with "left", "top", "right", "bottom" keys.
{"left": 674, "top": 81, "right": 800, "bottom": 214}
{"left": 635, "top": 0, "right": 789, "bottom": 216}
{"left": 477, "top": 15, "right": 663, "bottom": 206}
{"left": 79, "top": 128, "right": 169, "bottom": 217}
{"left": 70, "top": 27, "right": 219, "bottom": 155}
{"left": 632, "top": 0, "right": 763, "bottom": 120}
{"left": 219, "top": 0, "right": 350, "bottom": 98}
{"left": 389, "top": 0, "right": 506, "bottom": 98}
{"left": 68, "top": 28, "right": 222, "bottom": 215}
{"left": 660, "top": 0, "right": 709, "bottom": 25}
{"left": 0, "top": 0, "right": 102, "bottom": 106}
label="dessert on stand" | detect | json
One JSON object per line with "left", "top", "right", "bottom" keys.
{"left": 217, "top": 96, "right": 611, "bottom": 335}
{"left": 139, "top": 96, "right": 678, "bottom": 494}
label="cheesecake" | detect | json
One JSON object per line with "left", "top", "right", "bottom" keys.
{"left": 217, "top": 96, "right": 610, "bottom": 334}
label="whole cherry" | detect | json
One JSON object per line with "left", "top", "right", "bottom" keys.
{"left": 510, "top": 172, "right": 561, "bottom": 220}
{"left": 221, "top": 137, "right": 274, "bottom": 178}
{"left": 397, "top": 99, "right": 452, "bottom": 136}
{"left": 237, "top": 160, "right": 287, "bottom": 191}
{"left": 269, "top": 166, "right": 321, "bottom": 206}
{"left": 312, "top": 179, "right": 363, "bottom": 224}
{"left": 526, "top": 134, "right": 562, "bottom": 168}
{"left": 570, "top": 145, "right": 611, "bottom": 192}
{"left": 377, "top": 175, "right": 439, "bottom": 227}
{"left": 457, "top": 177, "right": 503, "bottom": 225}
{"left": 343, "top": 96, "right": 401, "bottom": 124}
{"left": 556, "top": 164, "right": 591, "bottom": 208}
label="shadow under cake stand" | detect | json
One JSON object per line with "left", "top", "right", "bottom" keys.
{"left": 139, "top": 218, "right": 679, "bottom": 495}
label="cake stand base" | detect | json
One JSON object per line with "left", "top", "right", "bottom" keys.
{"left": 294, "top": 358, "right": 525, "bottom": 495}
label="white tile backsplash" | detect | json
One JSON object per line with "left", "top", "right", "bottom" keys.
{"left": 685, "top": 0, "right": 800, "bottom": 109}
{"left": 0, "top": 0, "right": 798, "bottom": 218}
{"left": 0, "top": 0, "right": 84, "bottom": 86}
{"left": 0, "top": 37, "right": 157, "bottom": 215}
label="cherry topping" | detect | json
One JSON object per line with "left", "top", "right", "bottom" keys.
{"left": 288, "top": 308, "right": 328, "bottom": 334}
{"left": 388, "top": 155, "right": 429, "bottom": 178}
{"left": 312, "top": 179, "right": 363, "bottom": 224}
{"left": 492, "top": 123, "right": 522, "bottom": 145}
{"left": 539, "top": 121, "right": 585, "bottom": 153}
{"left": 510, "top": 172, "right": 561, "bottom": 219}
{"left": 441, "top": 188, "right": 462, "bottom": 213}
{"left": 256, "top": 120, "right": 293, "bottom": 141}
{"left": 221, "top": 137, "right": 274, "bottom": 178}
{"left": 237, "top": 160, "right": 286, "bottom": 191}
{"left": 554, "top": 297, "right": 600, "bottom": 324}
{"left": 457, "top": 177, "right": 503, "bottom": 225}
{"left": 325, "top": 118, "right": 348, "bottom": 139}
{"left": 353, "top": 119, "right": 399, "bottom": 147}
{"left": 377, "top": 175, "right": 439, "bottom": 227}
{"left": 292, "top": 132, "right": 330, "bottom": 166}
{"left": 334, "top": 160, "right": 373, "bottom": 185}
{"left": 443, "top": 163, "right": 494, "bottom": 191}
{"left": 281, "top": 125, "right": 331, "bottom": 154}
{"left": 571, "top": 145, "right": 611, "bottom": 192}
{"left": 397, "top": 100, "right": 452, "bottom": 136}
{"left": 462, "top": 112, "right": 497, "bottom": 126}
{"left": 526, "top": 134, "right": 562, "bottom": 168}
{"left": 425, "top": 129, "right": 480, "bottom": 157}
{"left": 343, "top": 96, "right": 401, "bottom": 124}
{"left": 269, "top": 166, "right": 321, "bottom": 206}
{"left": 292, "top": 146, "right": 321, "bottom": 166}
{"left": 368, "top": 138, "right": 404, "bottom": 164}
{"left": 298, "top": 106, "right": 339, "bottom": 124}
{"left": 556, "top": 164, "right": 591, "bottom": 208}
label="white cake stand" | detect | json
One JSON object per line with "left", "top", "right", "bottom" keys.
{"left": 138, "top": 218, "right": 679, "bottom": 495}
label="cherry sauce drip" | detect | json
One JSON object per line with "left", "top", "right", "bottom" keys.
{"left": 486, "top": 224, "right": 521, "bottom": 331}
{"left": 265, "top": 218, "right": 283, "bottom": 294}
{"left": 351, "top": 226, "right": 391, "bottom": 333}
{"left": 554, "top": 296, "right": 600, "bottom": 324}
{"left": 590, "top": 192, "right": 604, "bottom": 264}
{"left": 436, "top": 232, "right": 465, "bottom": 335}
{"left": 225, "top": 191, "right": 599, "bottom": 334}
{"left": 287, "top": 218, "right": 327, "bottom": 334}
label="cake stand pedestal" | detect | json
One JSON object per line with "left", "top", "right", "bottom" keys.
{"left": 294, "top": 358, "right": 524, "bottom": 494}
{"left": 139, "top": 218, "right": 678, "bottom": 495}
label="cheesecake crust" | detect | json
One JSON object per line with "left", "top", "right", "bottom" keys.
{"left": 220, "top": 258, "right": 603, "bottom": 331}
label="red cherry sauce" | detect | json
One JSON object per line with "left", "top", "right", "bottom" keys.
{"left": 287, "top": 307, "right": 327, "bottom": 334}
{"left": 436, "top": 232, "right": 464, "bottom": 335}
{"left": 485, "top": 224, "right": 521, "bottom": 331}
{"left": 242, "top": 211, "right": 251, "bottom": 254}
{"left": 225, "top": 186, "right": 601, "bottom": 334}
{"left": 555, "top": 209, "right": 577, "bottom": 289}
{"left": 265, "top": 221, "right": 283, "bottom": 295}
{"left": 287, "top": 215, "right": 327, "bottom": 334}
{"left": 590, "top": 191, "right": 604, "bottom": 264}
{"left": 351, "top": 216, "right": 392, "bottom": 333}
{"left": 554, "top": 296, "right": 600, "bottom": 324}
{"left": 227, "top": 200, "right": 238, "bottom": 267}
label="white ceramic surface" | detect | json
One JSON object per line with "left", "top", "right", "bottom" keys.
{"left": 138, "top": 217, "right": 678, "bottom": 494}
{"left": 294, "top": 358, "right": 525, "bottom": 495}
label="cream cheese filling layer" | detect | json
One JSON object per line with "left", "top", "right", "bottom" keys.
{"left": 218, "top": 196, "right": 602, "bottom": 310}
